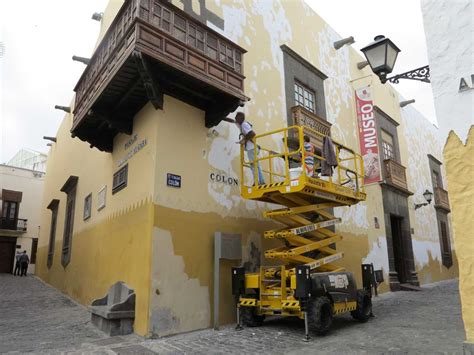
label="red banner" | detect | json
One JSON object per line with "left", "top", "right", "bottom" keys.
{"left": 355, "top": 86, "right": 381, "bottom": 184}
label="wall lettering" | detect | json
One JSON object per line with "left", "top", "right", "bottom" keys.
{"left": 118, "top": 138, "right": 147, "bottom": 167}
{"left": 459, "top": 75, "right": 474, "bottom": 92}
{"left": 209, "top": 172, "right": 239, "bottom": 186}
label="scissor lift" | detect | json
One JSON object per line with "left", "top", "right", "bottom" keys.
{"left": 232, "top": 124, "right": 372, "bottom": 339}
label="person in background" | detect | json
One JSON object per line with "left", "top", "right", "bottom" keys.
{"left": 19, "top": 250, "right": 29, "bottom": 277}
{"left": 303, "top": 135, "right": 315, "bottom": 177}
{"left": 224, "top": 112, "right": 265, "bottom": 185}
{"left": 13, "top": 251, "right": 21, "bottom": 276}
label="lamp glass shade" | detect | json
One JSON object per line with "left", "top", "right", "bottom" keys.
{"left": 361, "top": 35, "right": 401, "bottom": 77}
{"left": 423, "top": 189, "right": 433, "bottom": 203}
{"left": 364, "top": 43, "right": 387, "bottom": 72}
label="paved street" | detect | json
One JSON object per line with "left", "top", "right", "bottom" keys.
{"left": 0, "top": 274, "right": 465, "bottom": 354}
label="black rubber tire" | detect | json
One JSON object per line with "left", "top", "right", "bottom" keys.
{"left": 307, "top": 296, "right": 333, "bottom": 335}
{"left": 240, "top": 306, "right": 265, "bottom": 327}
{"left": 351, "top": 289, "right": 372, "bottom": 322}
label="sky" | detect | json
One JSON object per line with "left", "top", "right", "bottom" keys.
{"left": 0, "top": 0, "right": 436, "bottom": 163}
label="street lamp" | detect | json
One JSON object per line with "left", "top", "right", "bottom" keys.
{"left": 361, "top": 35, "right": 430, "bottom": 84}
{"left": 414, "top": 189, "right": 434, "bottom": 210}
{"left": 360, "top": 35, "right": 400, "bottom": 84}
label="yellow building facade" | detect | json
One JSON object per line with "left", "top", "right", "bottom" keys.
{"left": 37, "top": 0, "right": 457, "bottom": 337}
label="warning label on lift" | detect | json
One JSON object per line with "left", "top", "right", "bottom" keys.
{"left": 329, "top": 274, "right": 349, "bottom": 289}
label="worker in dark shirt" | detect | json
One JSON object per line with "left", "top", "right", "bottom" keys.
{"left": 19, "top": 250, "right": 29, "bottom": 277}
{"left": 13, "top": 251, "right": 21, "bottom": 276}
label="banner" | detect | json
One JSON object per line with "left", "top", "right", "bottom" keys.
{"left": 355, "top": 86, "right": 381, "bottom": 184}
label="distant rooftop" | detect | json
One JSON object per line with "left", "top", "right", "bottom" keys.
{"left": 7, "top": 149, "right": 47, "bottom": 173}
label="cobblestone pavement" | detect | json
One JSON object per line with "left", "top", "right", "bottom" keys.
{"left": 0, "top": 275, "right": 465, "bottom": 354}
{"left": 0, "top": 274, "right": 106, "bottom": 353}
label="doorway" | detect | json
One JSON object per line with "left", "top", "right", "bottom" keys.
{"left": 0, "top": 237, "right": 17, "bottom": 273}
{"left": 390, "top": 215, "right": 408, "bottom": 283}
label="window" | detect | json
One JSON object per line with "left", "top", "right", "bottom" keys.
{"left": 60, "top": 176, "right": 78, "bottom": 267}
{"left": 381, "top": 130, "right": 395, "bottom": 161}
{"left": 439, "top": 221, "right": 452, "bottom": 268}
{"left": 294, "top": 82, "right": 315, "bottom": 113}
{"left": 83, "top": 193, "right": 92, "bottom": 220}
{"left": 31, "top": 238, "right": 38, "bottom": 264}
{"left": 432, "top": 171, "right": 441, "bottom": 189}
{"left": 112, "top": 164, "right": 128, "bottom": 194}
{"left": 47, "top": 199, "right": 59, "bottom": 268}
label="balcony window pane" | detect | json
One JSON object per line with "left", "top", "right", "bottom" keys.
{"left": 294, "top": 82, "right": 315, "bottom": 113}
{"left": 9, "top": 203, "right": 16, "bottom": 219}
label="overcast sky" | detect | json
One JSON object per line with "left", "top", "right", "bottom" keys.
{"left": 0, "top": 0, "right": 435, "bottom": 163}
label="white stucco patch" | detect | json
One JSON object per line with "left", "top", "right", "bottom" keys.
{"left": 334, "top": 203, "right": 369, "bottom": 229}
{"left": 400, "top": 104, "right": 442, "bottom": 243}
{"left": 363, "top": 236, "right": 389, "bottom": 275}
{"left": 412, "top": 239, "right": 442, "bottom": 268}
{"left": 150, "top": 228, "right": 210, "bottom": 336}
{"left": 421, "top": 0, "right": 474, "bottom": 143}
{"left": 317, "top": 24, "right": 352, "bottom": 139}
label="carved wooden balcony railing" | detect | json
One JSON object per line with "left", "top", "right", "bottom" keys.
{"left": 383, "top": 159, "right": 408, "bottom": 191}
{"left": 434, "top": 186, "right": 450, "bottom": 211}
{"left": 72, "top": 0, "right": 247, "bottom": 152}
{"left": 291, "top": 105, "right": 331, "bottom": 148}
{"left": 0, "top": 218, "right": 27, "bottom": 233}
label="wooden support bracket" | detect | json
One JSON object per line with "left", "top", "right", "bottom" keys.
{"left": 133, "top": 51, "right": 164, "bottom": 110}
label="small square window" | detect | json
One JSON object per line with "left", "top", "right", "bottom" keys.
{"left": 112, "top": 164, "right": 128, "bottom": 194}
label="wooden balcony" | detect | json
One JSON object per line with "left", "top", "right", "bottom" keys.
{"left": 0, "top": 218, "right": 27, "bottom": 234}
{"left": 291, "top": 105, "right": 331, "bottom": 148}
{"left": 434, "top": 186, "right": 450, "bottom": 211}
{"left": 383, "top": 159, "right": 409, "bottom": 192}
{"left": 72, "top": 0, "right": 248, "bottom": 152}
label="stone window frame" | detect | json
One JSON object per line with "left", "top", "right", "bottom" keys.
{"left": 439, "top": 220, "right": 453, "bottom": 268}
{"left": 46, "top": 199, "right": 60, "bottom": 268}
{"left": 30, "top": 238, "right": 38, "bottom": 264}
{"left": 83, "top": 193, "right": 92, "bottom": 221}
{"left": 112, "top": 164, "right": 128, "bottom": 195}
{"left": 60, "top": 176, "right": 78, "bottom": 267}
{"left": 427, "top": 154, "right": 452, "bottom": 268}
{"left": 428, "top": 154, "right": 445, "bottom": 189}
{"left": 281, "top": 44, "right": 328, "bottom": 125}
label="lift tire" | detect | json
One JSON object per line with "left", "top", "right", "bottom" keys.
{"left": 351, "top": 289, "right": 372, "bottom": 322}
{"left": 240, "top": 306, "right": 265, "bottom": 327}
{"left": 307, "top": 296, "right": 333, "bottom": 335}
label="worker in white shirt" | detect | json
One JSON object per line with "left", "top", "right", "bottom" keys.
{"left": 224, "top": 112, "right": 265, "bottom": 185}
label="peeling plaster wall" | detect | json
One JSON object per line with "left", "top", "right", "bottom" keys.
{"left": 37, "top": 0, "right": 460, "bottom": 339}
{"left": 398, "top": 104, "right": 458, "bottom": 282}
{"left": 147, "top": 0, "right": 456, "bottom": 335}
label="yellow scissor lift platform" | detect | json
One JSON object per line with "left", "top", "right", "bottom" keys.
{"left": 232, "top": 124, "right": 371, "bottom": 338}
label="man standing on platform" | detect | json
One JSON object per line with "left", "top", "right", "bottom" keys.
{"left": 224, "top": 112, "right": 265, "bottom": 185}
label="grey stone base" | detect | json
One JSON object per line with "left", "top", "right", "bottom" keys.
{"left": 389, "top": 272, "right": 401, "bottom": 291}
{"left": 91, "top": 314, "right": 134, "bottom": 336}
{"left": 409, "top": 271, "right": 420, "bottom": 286}
{"left": 464, "top": 341, "right": 474, "bottom": 355}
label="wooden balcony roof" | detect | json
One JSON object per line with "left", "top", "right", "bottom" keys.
{"left": 72, "top": 0, "right": 248, "bottom": 152}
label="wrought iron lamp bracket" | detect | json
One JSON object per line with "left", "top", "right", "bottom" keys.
{"left": 387, "top": 65, "right": 430, "bottom": 84}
